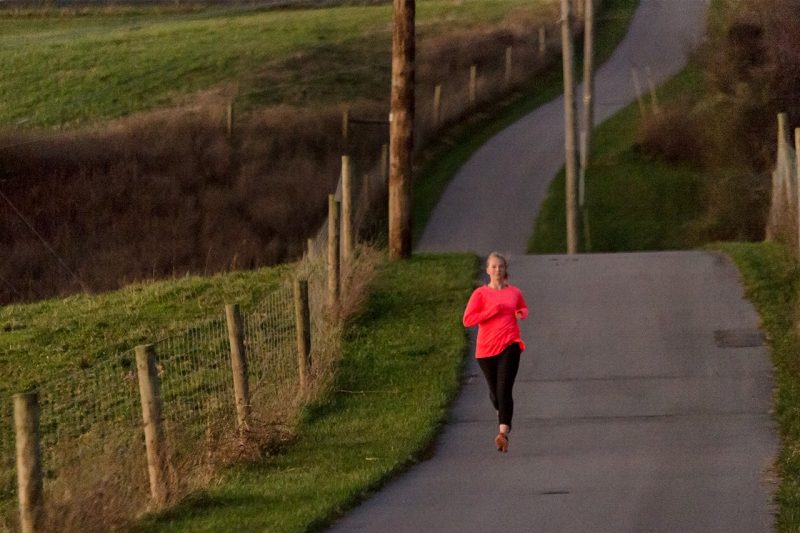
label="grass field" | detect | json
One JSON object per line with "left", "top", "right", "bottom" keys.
{"left": 0, "top": 262, "right": 292, "bottom": 396}
{"left": 0, "top": 0, "right": 554, "bottom": 128}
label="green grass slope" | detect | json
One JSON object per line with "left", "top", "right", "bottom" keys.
{"left": 0, "top": 264, "right": 289, "bottom": 395}
{"left": 135, "top": 253, "right": 476, "bottom": 532}
{"left": 528, "top": 66, "right": 706, "bottom": 253}
{"left": 0, "top": 0, "right": 550, "bottom": 128}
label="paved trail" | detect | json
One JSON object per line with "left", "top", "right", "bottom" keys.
{"left": 330, "top": 253, "right": 777, "bottom": 532}
{"left": 418, "top": 0, "right": 711, "bottom": 256}
{"left": 329, "top": 1, "right": 779, "bottom": 531}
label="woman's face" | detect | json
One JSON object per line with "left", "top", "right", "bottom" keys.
{"left": 486, "top": 256, "right": 507, "bottom": 284}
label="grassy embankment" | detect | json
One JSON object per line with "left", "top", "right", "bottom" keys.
{"left": 527, "top": 64, "right": 707, "bottom": 253}
{"left": 134, "top": 253, "right": 476, "bottom": 532}
{"left": 0, "top": 251, "right": 476, "bottom": 533}
{"left": 0, "top": 0, "right": 549, "bottom": 129}
{"left": 0, "top": 264, "right": 290, "bottom": 396}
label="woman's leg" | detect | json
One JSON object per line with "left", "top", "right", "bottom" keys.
{"left": 477, "top": 355, "right": 500, "bottom": 412}
{"left": 495, "top": 343, "right": 521, "bottom": 431}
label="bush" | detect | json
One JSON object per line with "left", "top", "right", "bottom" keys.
{"left": 637, "top": 0, "right": 800, "bottom": 244}
{"left": 636, "top": 103, "right": 709, "bottom": 167}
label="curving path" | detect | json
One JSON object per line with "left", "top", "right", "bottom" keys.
{"left": 329, "top": 1, "right": 779, "bottom": 532}
{"left": 417, "top": 0, "right": 711, "bottom": 256}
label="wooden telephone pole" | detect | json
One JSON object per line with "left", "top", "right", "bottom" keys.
{"left": 580, "top": 0, "right": 596, "bottom": 208}
{"left": 561, "top": 0, "right": 579, "bottom": 254}
{"left": 388, "top": 0, "right": 415, "bottom": 259}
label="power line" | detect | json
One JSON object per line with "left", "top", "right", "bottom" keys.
{"left": 0, "top": 188, "right": 89, "bottom": 293}
{"left": 0, "top": 271, "right": 25, "bottom": 300}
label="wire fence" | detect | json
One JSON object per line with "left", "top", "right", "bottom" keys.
{"left": 0, "top": 260, "right": 335, "bottom": 531}
{"left": 766, "top": 112, "right": 800, "bottom": 258}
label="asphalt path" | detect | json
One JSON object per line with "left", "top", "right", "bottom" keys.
{"left": 329, "top": 252, "right": 777, "bottom": 532}
{"left": 417, "top": 0, "right": 712, "bottom": 256}
{"left": 328, "top": 1, "right": 779, "bottom": 531}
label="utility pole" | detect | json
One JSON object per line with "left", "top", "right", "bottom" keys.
{"left": 388, "top": 0, "right": 415, "bottom": 259}
{"left": 580, "top": 0, "right": 595, "bottom": 209}
{"left": 561, "top": 0, "right": 579, "bottom": 254}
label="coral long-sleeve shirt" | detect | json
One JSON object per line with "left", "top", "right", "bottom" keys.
{"left": 463, "top": 284, "right": 528, "bottom": 358}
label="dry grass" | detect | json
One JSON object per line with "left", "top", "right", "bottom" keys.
{"left": 0, "top": 102, "right": 384, "bottom": 304}
{"left": 0, "top": 9, "right": 559, "bottom": 306}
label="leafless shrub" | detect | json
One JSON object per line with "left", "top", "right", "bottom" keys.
{"left": 640, "top": 0, "right": 800, "bottom": 243}
{"left": 637, "top": 102, "right": 709, "bottom": 167}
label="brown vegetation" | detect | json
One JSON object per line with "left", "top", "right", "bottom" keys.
{"left": 0, "top": 13, "right": 558, "bottom": 306}
{"left": 636, "top": 0, "right": 800, "bottom": 242}
{"left": 0, "top": 103, "right": 384, "bottom": 304}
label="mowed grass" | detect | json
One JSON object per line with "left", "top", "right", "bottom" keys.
{"left": 709, "top": 242, "right": 800, "bottom": 531}
{"left": 134, "top": 253, "right": 476, "bottom": 532}
{"left": 0, "top": 264, "right": 290, "bottom": 396}
{"left": 528, "top": 65, "right": 706, "bottom": 253}
{"left": 0, "top": 0, "right": 551, "bottom": 128}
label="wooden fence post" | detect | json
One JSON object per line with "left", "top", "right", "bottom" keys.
{"left": 469, "top": 65, "right": 477, "bottom": 105}
{"left": 631, "top": 68, "right": 646, "bottom": 117}
{"left": 504, "top": 46, "right": 513, "bottom": 87}
{"left": 342, "top": 108, "right": 349, "bottom": 141}
{"left": 225, "top": 304, "right": 250, "bottom": 436}
{"left": 539, "top": 26, "right": 547, "bottom": 58}
{"left": 327, "top": 194, "right": 340, "bottom": 311}
{"left": 307, "top": 237, "right": 315, "bottom": 259}
{"left": 433, "top": 84, "right": 442, "bottom": 127}
{"left": 14, "top": 392, "right": 43, "bottom": 533}
{"left": 340, "top": 155, "right": 354, "bottom": 272}
{"left": 561, "top": 0, "right": 579, "bottom": 255}
{"left": 294, "top": 279, "right": 311, "bottom": 390}
{"left": 795, "top": 127, "right": 800, "bottom": 259}
{"left": 135, "top": 344, "right": 170, "bottom": 507}
{"left": 767, "top": 113, "right": 788, "bottom": 242}
{"left": 226, "top": 99, "right": 234, "bottom": 139}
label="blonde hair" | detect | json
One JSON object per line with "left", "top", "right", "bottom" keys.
{"left": 486, "top": 251, "right": 509, "bottom": 279}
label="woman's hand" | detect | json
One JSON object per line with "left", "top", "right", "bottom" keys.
{"left": 515, "top": 310, "right": 524, "bottom": 320}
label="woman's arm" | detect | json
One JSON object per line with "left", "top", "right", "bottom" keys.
{"left": 463, "top": 290, "right": 499, "bottom": 327}
{"left": 514, "top": 288, "right": 529, "bottom": 320}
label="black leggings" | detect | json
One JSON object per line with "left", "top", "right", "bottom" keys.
{"left": 477, "top": 343, "right": 521, "bottom": 428}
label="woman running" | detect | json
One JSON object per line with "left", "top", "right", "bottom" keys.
{"left": 462, "top": 252, "right": 528, "bottom": 453}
